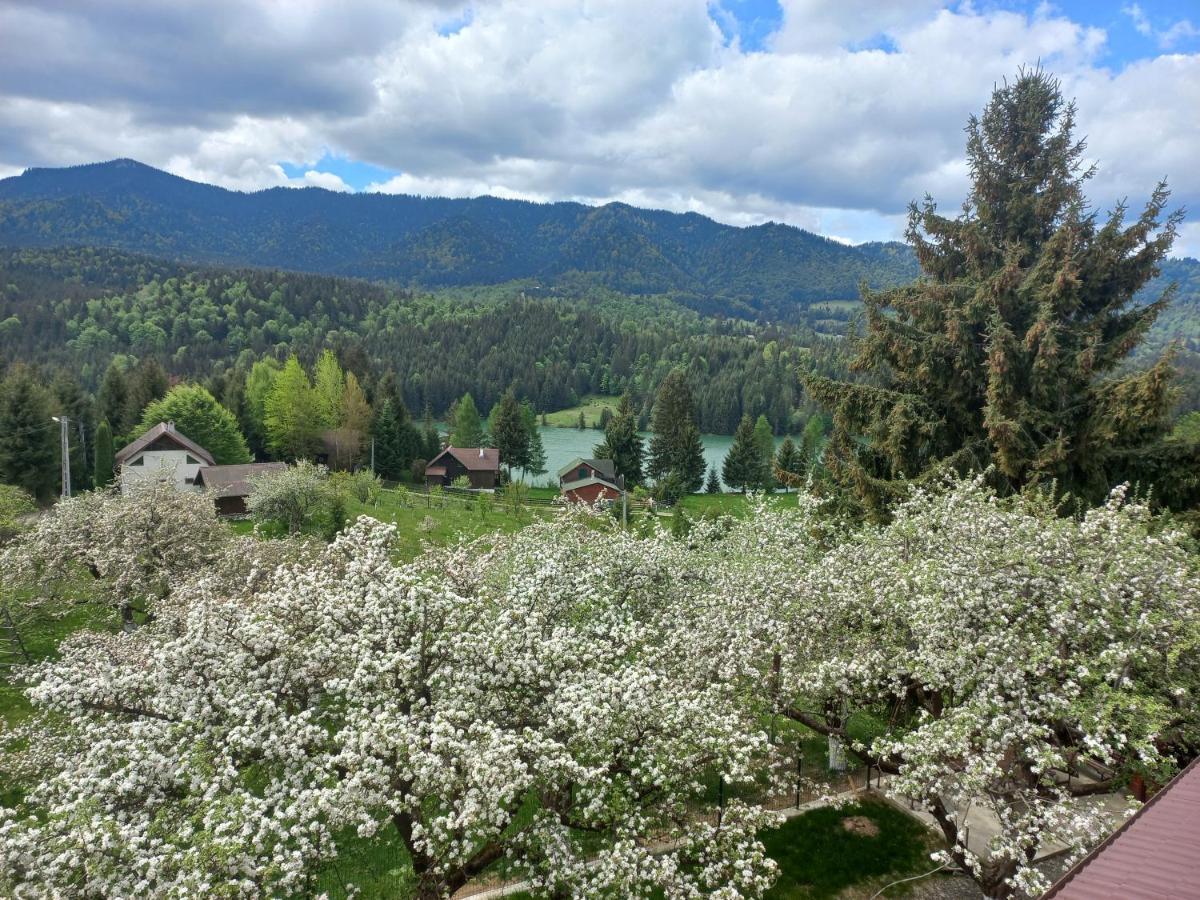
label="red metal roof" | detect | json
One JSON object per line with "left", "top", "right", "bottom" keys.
{"left": 1041, "top": 757, "right": 1200, "bottom": 899}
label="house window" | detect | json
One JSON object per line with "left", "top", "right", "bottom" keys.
{"left": 578, "top": 467, "right": 589, "bottom": 480}
{"left": 186, "top": 454, "right": 200, "bottom": 465}
{"left": 127, "top": 456, "right": 144, "bottom": 466}
{"left": 184, "top": 476, "right": 195, "bottom": 484}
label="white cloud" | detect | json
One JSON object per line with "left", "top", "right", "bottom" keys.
{"left": 0, "top": 1, "right": 1197, "bottom": 254}
{"left": 1123, "top": 3, "right": 1198, "bottom": 49}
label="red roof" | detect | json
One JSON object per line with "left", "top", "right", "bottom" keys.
{"left": 427, "top": 447, "right": 500, "bottom": 473}
{"left": 1041, "top": 757, "right": 1200, "bottom": 899}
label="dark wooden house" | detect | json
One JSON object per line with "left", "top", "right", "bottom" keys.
{"left": 424, "top": 447, "right": 501, "bottom": 489}
{"left": 195, "top": 462, "right": 288, "bottom": 515}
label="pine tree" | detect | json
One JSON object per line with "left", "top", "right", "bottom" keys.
{"left": 799, "top": 417, "right": 825, "bottom": 470}
{"left": 722, "top": 415, "right": 760, "bottom": 493}
{"left": 521, "top": 401, "right": 547, "bottom": 480}
{"left": 264, "top": 356, "right": 322, "bottom": 461}
{"left": 753, "top": 415, "right": 775, "bottom": 491}
{"left": 371, "top": 399, "right": 405, "bottom": 480}
{"left": 0, "top": 366, "right": 58, "bottom": 500}
{"left": 138, "top": 385, "right": 251, "bottom": 465}
{"left": 123, "top": 358, "right": 169, "bottom": 428}
{"left": 705, "top": 465, "right": 721, "bottom": 494}
{"left": 648, "top": 371, "right": 705, "bottom": 493}
{"left": 577, "top": 410, "right": 586, "bottom": 430}
{"left": 774, "top": 437, "right": 802, "bottom": 492}
{"left": 421, "top": 403, "right": 441, "bottom": 460}
{"left": 594, "top": 392, "right": 644, "bottom": 488}
{"left": 490, "top": 389, "right": 529, "bottom": 476}
{"left": 97, "top": 361, "right": 130, "bottom": 439}
{"left": 94, "top": 419, "right": 115, "bottom": 488}
{"left": 450, "top": 393, "right": 485, "bottom": 447}
{"left": 805, "top": 69, "right": 1191, "bottom": 516}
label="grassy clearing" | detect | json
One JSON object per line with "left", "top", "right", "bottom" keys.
{"left": 345, "top": 488, "right": 556, "bottom": 561}
{"left": 761, "top": 799, "right": 937, "bottom": 899}
{"left": 541, "top": 393, "right": 622, "bottom": 428}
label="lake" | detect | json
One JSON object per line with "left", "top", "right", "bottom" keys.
{"left": 533, "top": 426, "right": 782, "bottom": 491}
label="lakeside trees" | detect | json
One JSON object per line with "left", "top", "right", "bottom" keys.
{"left": 648, "top": 370, "right": 705, "bottom": 494}
{"left": 593, "top": 391, "right": 644, "bottom": 488}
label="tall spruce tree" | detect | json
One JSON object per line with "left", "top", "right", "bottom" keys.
{"left": 774, "top": 437, "right": 802, "bottom": 492}
{"left": 594, "top": 392, "right": 644, "bottom": 488}
{"left": 722, "top": 415, "right": 761, "bottom": 493}
{"left": 648, "top": 371, "right": 705, "bottom": 493}
{"left": 96, "top": 361, "right": 130, "bottom": 439}
{"left": 805, "top": 69, "right": 1191, "bottom": 516}
{"left": 0, "top": 366, "right": 58, "bottom": 500}
{"left": 753, "top": 415, "right": 775, "bottom": 491}
{"left": 489, "top": 389, "right": 529, "bottom": 477}
{"left": 94, "top": 419, "right": 115, "bottom": 488}
{"left": 520, "top": 401, "right": 547, "bottom": 481}
{"left": 123, "top": 358, "right": 169, "bottom": 428}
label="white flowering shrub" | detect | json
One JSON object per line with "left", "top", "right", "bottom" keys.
{"left": 1, "top": 480, "right": 230, "bottom": 628}
{"left": 767, "top": 478, "right": 1200, "bottom": 898}
{"left": 0, "top": 514, "right": 778, "bottom": 899}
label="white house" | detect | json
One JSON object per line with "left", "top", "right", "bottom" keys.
{"left": 115, "top": 421, "right": 215, "bottom": 493}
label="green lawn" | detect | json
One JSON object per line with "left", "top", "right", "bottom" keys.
{"left": 541, "top": 393, "right": 622, "bottom": 428}
{"left": 761, "top": 799, "right": 935, "bottom": 899}
{"left": 345, "top": 488, "right": 556, "bottom": 561}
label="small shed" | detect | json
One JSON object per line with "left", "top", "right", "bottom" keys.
{"left": 195, "top": 462, "right": 288, "bottom": 515}
{"left": 424, "top": 447, "right": 501, "bottom": 489}
{"left": 1041, "top": 757, "right": 1200, "bottom": 899}
{"left": 558, "top": 457, "right": 623, "bottom": 505}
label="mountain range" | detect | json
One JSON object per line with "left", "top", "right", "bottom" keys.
{"left": 0, "top": 159, "right": 918, "bottom": 320}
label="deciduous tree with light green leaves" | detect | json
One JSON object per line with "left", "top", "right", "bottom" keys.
{"left": 449, "top": 392, "right": 485, "bottom": 448}
{"left": 264, "top": 356, "right": 322, "bottom": 461}
{"left": 137, "top": 384, "right": 251, "bottom": 465}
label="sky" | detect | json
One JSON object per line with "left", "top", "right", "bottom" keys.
{"left": 0, "top": 0, "right": 1197, "bottom": 254}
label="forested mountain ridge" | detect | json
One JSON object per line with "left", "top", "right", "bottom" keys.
{"left": 0, "top": 159, "right": 918, "bottom": 320}
{"left": 0, "top": 246, "right": 841, "bottom": 433}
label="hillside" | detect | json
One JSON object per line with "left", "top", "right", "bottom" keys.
{"left": 0, "top": 159, "right": 918, "bottom": 320}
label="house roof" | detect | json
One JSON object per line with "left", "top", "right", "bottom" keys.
{"left": 556, "top": 457, "right": 618, "bottom": 481}
{"left": 561, "top": 475, "right": 623, "bottom": 495}
{"left": 1041, "top": 757, "right": 1200, "bottom": 899}
{"left": 195, "top": 462, "right": 287, "bottom": 498}
{"left": 427, "top": 446, "right": 501, "bottom": 472}
{"left": 115, "top": 421, "right": 215, "bottom": 466}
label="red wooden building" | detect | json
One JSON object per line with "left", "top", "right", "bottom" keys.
{"left": 558, "top": 457, "right": 623, "bottom": 505}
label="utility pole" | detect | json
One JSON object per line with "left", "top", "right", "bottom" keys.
{"left": 53, "top": 416, "right": 71, "bottom": 499}
{"left": 620, "top": 474, "right": 627, "bottom": 529}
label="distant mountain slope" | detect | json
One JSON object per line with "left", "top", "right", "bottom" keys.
{"left": 0, "top": 159, "right": 918, "bottom": 319}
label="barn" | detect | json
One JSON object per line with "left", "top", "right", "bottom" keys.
{"left": 558, "top": 457, "right": 623, "bottom": 505}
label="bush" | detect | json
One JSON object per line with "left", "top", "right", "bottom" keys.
{"left": 410, "top": 458, "right": 427, "bottom": 484}
{"left": 331, "top": 469, "right": 383, "bottom": 506}
{"left": 247, "top": 461, "right": 340, "bottom": 536}
{"left": 0, "top": 483, "right": 36, "bottom": 545}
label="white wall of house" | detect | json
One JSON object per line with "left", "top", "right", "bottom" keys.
{"left": 119, "top": 449, "right": 205, "bottom": 493}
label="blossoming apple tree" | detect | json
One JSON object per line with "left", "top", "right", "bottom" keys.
{"left": 764, "top": 479, "right": 1200, "bottom": 898}
{"left": 0, "top": 514, "right": 778, "bottom": 899}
